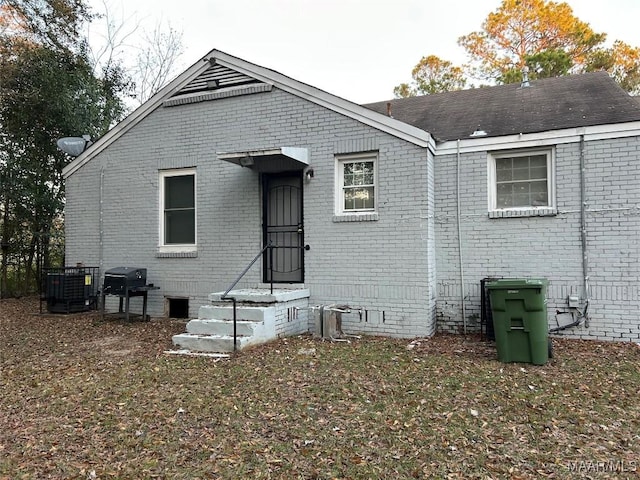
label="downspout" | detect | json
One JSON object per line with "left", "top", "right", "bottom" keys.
{"left": 99, "top": 166, "right": 104, "bottom": 274}
{"left": 579, "top": 135, "right": 590, "bottom": 327}
{"left": 456, "top": 139, "right": 467, "bottom": 334}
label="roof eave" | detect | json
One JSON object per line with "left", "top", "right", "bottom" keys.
{"left": 63, "top": 49, "right": 433, "bottom": 179}
{"left": 62, "top": 57, "right": 213, "bottom": 179}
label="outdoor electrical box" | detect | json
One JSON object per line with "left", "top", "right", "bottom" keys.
{"left": 42, "top": 266, "right": 99, "bottom": 314}
{"left": 568, "top": 295, "right": 580, "bottom": 308}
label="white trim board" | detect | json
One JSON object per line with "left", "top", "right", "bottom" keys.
{"left": 435, "top": 122, "right": 640, "bottom": 156}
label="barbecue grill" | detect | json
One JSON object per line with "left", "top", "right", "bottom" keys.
{"left": 101, "top": 267, "right": 157, "bottom": 322}
{"left": 103, "top": 267, "right": 146, "bottom": 295}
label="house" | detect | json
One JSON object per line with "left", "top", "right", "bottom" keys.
{"left": 62, "top": 50, "right": 640, "bottom": 350}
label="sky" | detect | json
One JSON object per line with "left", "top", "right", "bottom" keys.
{"left": 86, "top": 0, "right": 640, "bottom": 104}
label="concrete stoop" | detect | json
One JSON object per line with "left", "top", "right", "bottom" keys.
{"left": 171, "top": 288, "right": 310, "bottom": 353}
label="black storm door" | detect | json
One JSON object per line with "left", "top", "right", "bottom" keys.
{"left": 263, "top": 173, "right": 304, "bottom": 283}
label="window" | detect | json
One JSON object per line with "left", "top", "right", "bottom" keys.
{"left": 159, "top": 168, "right": 196, "bottom": 251}
{"left": 488, "top": 149, "right": 555, "bottom": 217}
{"left": 336, "top": 153, "right": 377, "bottom": 215}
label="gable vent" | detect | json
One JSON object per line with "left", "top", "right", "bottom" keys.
{"left": 173, "top": 62, "right": 262, "bottom": 97}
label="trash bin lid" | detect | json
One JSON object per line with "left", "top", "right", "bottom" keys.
{"left": 486, "top": 278, "right": 548, "bottom": 289}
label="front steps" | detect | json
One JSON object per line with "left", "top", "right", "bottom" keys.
{"left": 172, "top": 304, "right": 275, "bottom": 352}
{"left": 172, "top": 288, "right": 310, "bottom": 353}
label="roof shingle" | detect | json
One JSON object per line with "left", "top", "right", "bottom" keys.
{"left": 363, "top": 72, "right": 640, "bottom": 142}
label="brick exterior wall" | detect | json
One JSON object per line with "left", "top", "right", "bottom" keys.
{"left": 65, "top": 78, "right": 639, "bottom": 342}
{"left": 434, "top": 136, "right": 640, "bottom": 341}
{"left": 274, "top": 297, "right": 310, "bottom": 338}
{"left": 65, "top": 87, "right": 436, "bottom": 338}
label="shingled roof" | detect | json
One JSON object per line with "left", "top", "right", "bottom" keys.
{"left": 363, "top": 72, "right": 640, "bottom": 142}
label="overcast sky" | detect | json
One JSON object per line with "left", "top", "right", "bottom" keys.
{"left": 87, "top": 0, "right": 640, "bottom": 104}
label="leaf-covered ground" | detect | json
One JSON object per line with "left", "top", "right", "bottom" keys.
{"left": 1, "top": 297, "right": 639, "bottom": 479}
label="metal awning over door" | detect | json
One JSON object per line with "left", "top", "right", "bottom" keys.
{"left": 217, "top": 147, "right": 308, "bottom": 173}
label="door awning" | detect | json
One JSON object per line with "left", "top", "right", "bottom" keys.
{"left": 217, "top": 147, "right": 309, "bottom": 173}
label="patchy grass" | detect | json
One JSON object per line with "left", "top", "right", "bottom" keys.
{"left": 1, "top": 297, "right": 639, "bottom": 479}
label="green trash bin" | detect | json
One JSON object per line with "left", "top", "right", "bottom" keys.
{"left": 487, "top": 278, "right": 549, "bottom": 365}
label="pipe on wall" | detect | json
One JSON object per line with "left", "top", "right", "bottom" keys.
{"left": 579, "top": 135, "right": 591, "bottom": 327}
{"left": 99, "top": 166, "right": 104, "bottom": 274}
{"left": 456, "top": 139, "right": 467, "bottom": 334}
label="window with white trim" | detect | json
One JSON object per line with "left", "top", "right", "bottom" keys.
{"left": 159, "top": 168, "right": 196, "bottom": 251}
{"left": 488, "top": 149, "right": 555, "bottom": 216}
{"left": 335, "top": 153, "right": 377, "bottom": 215}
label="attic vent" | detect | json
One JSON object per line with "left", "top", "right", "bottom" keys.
{"left": 173, "top": 62, "right": 262, "bottom": 97}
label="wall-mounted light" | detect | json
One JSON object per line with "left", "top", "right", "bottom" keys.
{"left": 304, "top": 167, "right": 314, "bottom": 182}
{"left": 207, "top": 79, "right": 220, "bottom": 89}
{"left": 239, "top": 156, "right": 254, "bottom": 167}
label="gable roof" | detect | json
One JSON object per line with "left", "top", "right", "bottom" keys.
{"left": 63, "top": 50, "right": 432, "bottom": 178}
{"left": 363, "top": 72, "right": 640, "bottom": 142}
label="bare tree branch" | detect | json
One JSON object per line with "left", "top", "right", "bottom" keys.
{"left": 83, "top": 0, "right": 184, "bottom": 108}
{"left": 84, "top": 0, "right": 139, "bottom": 76}
{"left": 132, "top": 20, "right": 183, "bottom": 104}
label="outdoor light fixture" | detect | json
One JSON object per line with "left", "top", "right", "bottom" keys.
{"left": 207, "top": 79, "right": 220, "bottom": 89}
{"left": 56, "top": 135, "right": 92, "bottom": 156}
{"left": 304, "top": 167, "right": 314, "bottom": 182}
{"left": 239, "top": 156, "right": 254, "bottom": 167}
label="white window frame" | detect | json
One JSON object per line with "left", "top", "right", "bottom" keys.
{"left": 159, "top": 168, "right": 197, "bottom": 253}
{"left": 487, "top": 148, "right": 556, "bottom": 216}
{"left": 335, "top": 152, "right": 378, "bottom": 216}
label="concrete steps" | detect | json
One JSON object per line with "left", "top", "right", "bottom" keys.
{"left": 186, "top": 318, "right": 259, "bottom": 337}
{"left": 198, "top": 304, "right": 272, "bottom": 322}
{"left": 171, "top": 288, "right": 310, "bottom": 353}
{"left": 172, "top": 304, "right": 275, "bottom": 353}
{"left": 171, "top": 333, "right": 254, "bottom": 353}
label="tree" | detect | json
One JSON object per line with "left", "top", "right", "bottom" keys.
{"left": 86, "top": 1, "right": 184, "bottom": 106}
{"left": 0, "top": 0, "right": 92, "bottom": 49}
{"left": 1, "top": 0, "right": 184, "bottom": 296}
{"left": 500, "top": 48, "right": 573, "bottom": 84}
{"left": 132, "top": 22, "right": 183, "bottom": 105}
{"left": 524, "top": 48, "right": 573, "bottom": 79}
{"left": 0, "top": 0, "right": 129, "bottom": 295}
{"left": 397, "top": 0, "right": 640, "bottom": 96}
{"left": 394, "top": 55, "right": 466, "bottom": 98}
{"left": 586, "top": 40, "right": 640, "bottom": 95}
{"left": 458, "top": 0, "right": 605, "bottom": 83}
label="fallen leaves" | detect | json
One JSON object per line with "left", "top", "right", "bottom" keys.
{"left": 1, "top": 297, "right": 640, "bottom": 479}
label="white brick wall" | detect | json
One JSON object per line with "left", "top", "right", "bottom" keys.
{"left": 66, "top": 87, "right": 436, "bottom": 338}
{"left": 434, "top": 137, "right": 640, "bottom": 341}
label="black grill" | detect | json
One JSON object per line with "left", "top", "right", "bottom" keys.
{"left": 103, "top": 267, "right": 147, "bottom": 296}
